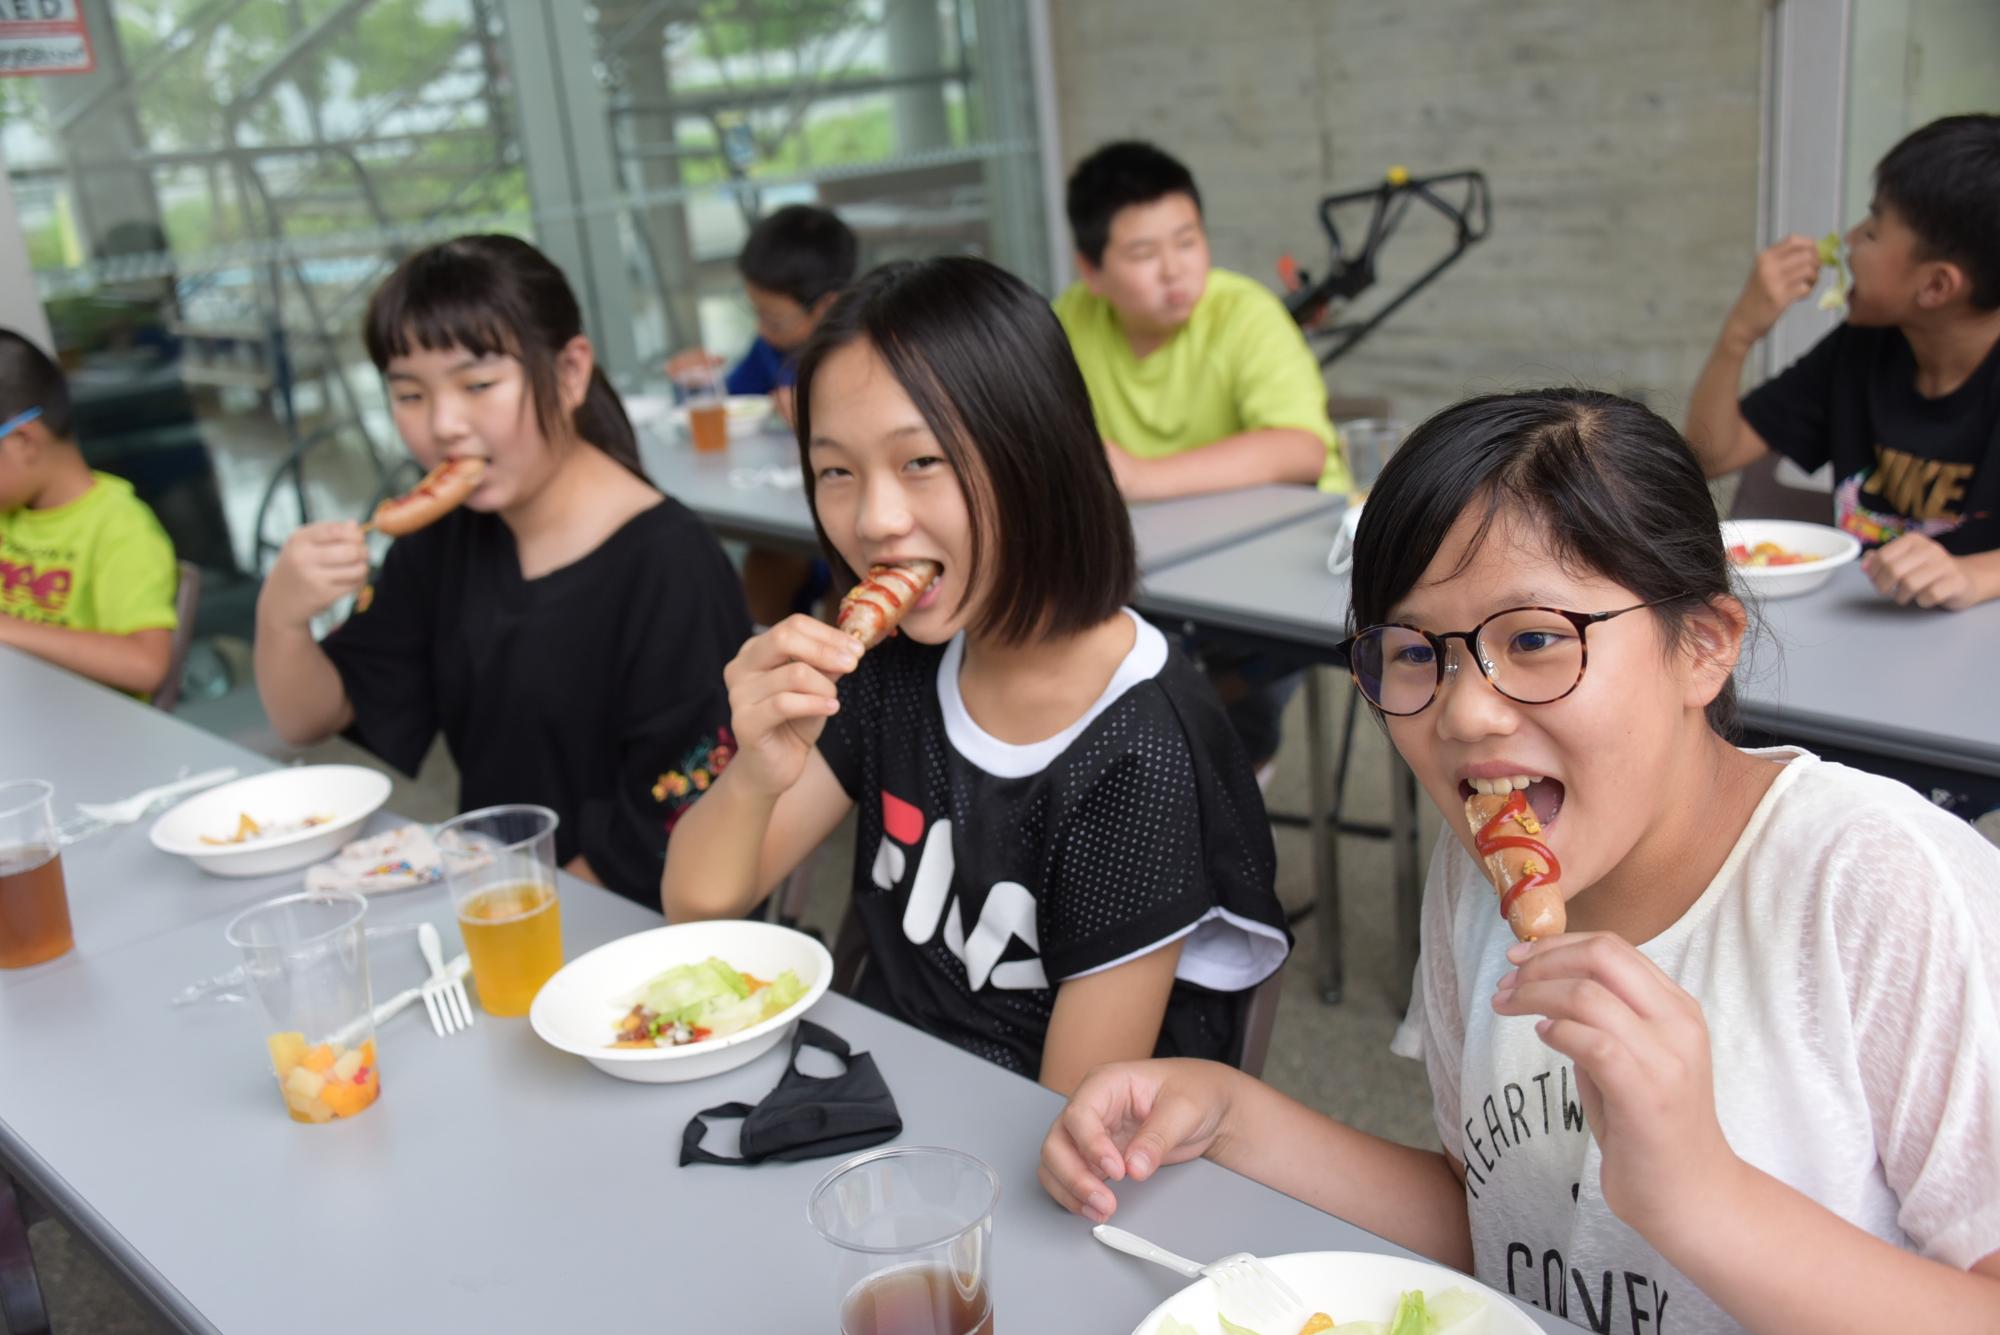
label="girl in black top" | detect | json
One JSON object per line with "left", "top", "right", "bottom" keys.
{"left": 662, "top": 257, "right": 1289, "bottom": 1092}
{"left": 255, "top": 235, "right": 748, "bottom": 905}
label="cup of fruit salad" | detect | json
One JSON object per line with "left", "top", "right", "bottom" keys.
{"left": 224, "top": 887, "right": 381, "bottom": 1124}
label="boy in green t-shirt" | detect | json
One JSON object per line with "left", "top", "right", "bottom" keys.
{"left": 1055, "top": 140, "right": 1346, "bottom": 501}
{"left": 0, "top": 329, "right": 179, "bottom": 695}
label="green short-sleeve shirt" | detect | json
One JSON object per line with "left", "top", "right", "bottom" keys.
{"left": 0, "top": 472, "right": 178, "bottom": 636}
{"left": 1055, "top": 267, "right": 1348, "bottom": 491}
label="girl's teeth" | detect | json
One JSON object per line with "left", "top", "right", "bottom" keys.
{"left": 1470, "top": 774, "right": 1543, "bottom": 795}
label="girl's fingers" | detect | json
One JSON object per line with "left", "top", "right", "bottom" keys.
{"left": 743, "top": 617, "right": 862, "bottom": 679}
{"left": 1502, "top": 933, "right": 1688, "bottom": 1022}
{"left": 1117, "top": 1089, "right": 1213, "bottom": 1181}
{"left": 1496, "top": 971, "right": 1664, "bottom": 1071}
{"left": 1039, "top": 1124, "right": 1119, "bottom": 1221}
{"left": 1530, "top": 1016, "right": 1647, "bottom": 1111}
{"left": 731, "top": 662, "right": 840, "bottom": 716}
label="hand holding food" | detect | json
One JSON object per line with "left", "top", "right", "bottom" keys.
{"left": 1728, "top": 234, "right": 1823, "bottom": 341}
{"left": 837, "top": 559, "right": 940, "bottom": 651}
{"left": 722, "top": 614, "right": 862, "bottom": 796}
{"left": 1492, "top": 933, "right": 1735, "bottom": 1236}
{"left": 259, "top": 521, "right": 371, "bottom": 628}
{"left": 365, "top": 456, "right": 485, "bottom": 536}
{"left": 1464, "top": 789, "right": 1564, "bottom": 941}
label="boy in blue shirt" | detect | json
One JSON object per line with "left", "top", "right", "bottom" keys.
{"left": 1687, "top": 114, "right": 2000, "bottom": 611}
{"left": 667, "top": 204, "right": 858, "bottom": 427}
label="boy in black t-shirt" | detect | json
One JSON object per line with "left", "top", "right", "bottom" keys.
{"left": 1686, "top": 114, "right": 2000, "bottom": 611}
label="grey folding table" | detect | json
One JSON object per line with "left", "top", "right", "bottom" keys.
{"left": 0, "top": 647, "right": 299, "bottom": 991}
{"left": 637, "top": 420, "right": 1341, "bottom": 574}
{"left": 0, "top": 660, "right": 1568, "bottom": 1333}
{"left": 1734, "top": 563, "right": 2000, "bottom": 781}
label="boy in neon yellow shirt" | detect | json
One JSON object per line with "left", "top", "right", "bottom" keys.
{"left": 0, "top": 329, "right": 178, "bottom": 696}
{"left": 1055, "top": 140, "right": 1347, "bottom": 500}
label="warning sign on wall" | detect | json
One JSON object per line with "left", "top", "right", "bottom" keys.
{"left": 0, "top": 1, "right": 96, "bottom": 78}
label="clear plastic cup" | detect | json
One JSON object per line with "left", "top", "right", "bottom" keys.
{"left": 679, "top": 363, "right": 729, "bottom": 454}
{"left": 436, "top": 804, "right": 562, "bottom": 1017}
{"left": 809, "top": 1146, "right": 999, "bottom": 1335}
{"left": 0, "top": 780, "right": 73, "bottom": 969}
{"left": 1336, "top": 417, "right": 1409, "bottom": 497}
{"left": 224, "top": 888, "right": 379, "bottom": 1124}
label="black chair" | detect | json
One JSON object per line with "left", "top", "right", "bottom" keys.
{"left": 152, "top": 560, "right": 202, "bottom": 713}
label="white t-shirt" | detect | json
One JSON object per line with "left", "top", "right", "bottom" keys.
{"left": 1420, "top": 748, "right": 2000, "bottom": 1333}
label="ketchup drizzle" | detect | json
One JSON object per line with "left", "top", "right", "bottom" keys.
{"left": 1475, "top": 789, "right": 1561, "bottom": 919}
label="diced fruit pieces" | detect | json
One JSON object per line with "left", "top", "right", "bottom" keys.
{"left": 266, "top": 1032, "right": 307, "bottom": 1078}
{"left": 285, "top": 1065, "right": 327, "bottom": 1101}
{"left": 330, "top": 1047, "right": 364, "bottom": 1082}
{"left": 320, "top": 1077, "right": 377, "bottom": 1118}
{"left": 360, "top": 1039, "right": 376, "bottom": 1067}
{"left": 301, "top": 1044, "right": 336, "bottom": 1073}
{"left": 284, "top": 1085, "right": 333, "bottom": 1123}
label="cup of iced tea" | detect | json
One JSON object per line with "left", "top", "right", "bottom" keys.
{"left": 679, "top": 366, "right": 730, "bottom": 454}
{"left": 437, "top": 804, "right": 562, "bottom": 1017}
{"left": 225, "top": 887, "right": 380, "bottom": 1124}
{"left": 0, "top": 780, "right": 73, "bottom": 969}
{"left": 809, "top": 1146, "right": 998, "bottom": 1335}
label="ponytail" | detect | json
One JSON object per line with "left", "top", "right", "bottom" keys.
{"left": 575, "top": 366, "right": 647, "bottom": 482}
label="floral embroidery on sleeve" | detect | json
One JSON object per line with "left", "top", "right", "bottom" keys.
{"left": 652, "top": 727, "right": 735, "bottom": 831}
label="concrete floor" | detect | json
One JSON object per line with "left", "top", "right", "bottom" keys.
{"left": 10, "top": 669, "right": 1440, "bottom": 1334}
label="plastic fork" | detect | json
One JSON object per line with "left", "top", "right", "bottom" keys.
{"left": 417, "top": 922, "right": 475, "bottom": 1036}
{"left": 57, "top": 767, "right": 239, "bottom": 845}
{"left": 1092, "top": 1224, "right": 1310, "bottom": 1333}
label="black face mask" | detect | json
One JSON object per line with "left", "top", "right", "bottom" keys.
{"left": 680, "top": 1020, "right": 902, "bottom": 1167}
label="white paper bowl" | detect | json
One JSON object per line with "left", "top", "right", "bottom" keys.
{"left": 674, "top": 394, "right": 775, "bottom": 441}
{"left": 529, "top": 919, "right": 832, "bottom": 1084}
{"left": 1132, "top": 1250, "right": 1541, "bottom": 1334}
{"left": 149, "top": 765, "right": 392, "bottom": 877}
{"left": 1721, "top": 518, "right": 1861, "bottom": 599}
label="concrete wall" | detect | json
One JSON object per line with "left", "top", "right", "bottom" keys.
{"left": 1046, "top": 0, "right": 1768, "bottom": 425}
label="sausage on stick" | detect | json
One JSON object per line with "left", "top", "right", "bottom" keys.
{"left": 364, "top": 457, "right": 487, "bottom": 537}
{"left": 837, "top": 560, "right": 940, "bottom": 652}
{"left": 1464, "top": 788, "right": 1565, "bottom": 941}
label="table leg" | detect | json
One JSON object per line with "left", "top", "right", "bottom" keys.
{"left": 0, "top": 1168, "right": 50, "bottom": 1335}
{"left": 1309, "top": 669, "right": 1343, "bottom": 1003}
{"left": 1390, "top": 749, "right": 1423, "bottom": 1011}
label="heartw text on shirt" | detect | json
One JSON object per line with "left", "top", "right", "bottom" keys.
{"left": 1464, "top": 1058, "right": 1678, "bottom": 1333}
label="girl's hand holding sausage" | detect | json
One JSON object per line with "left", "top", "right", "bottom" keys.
{"left": 1039, "top": 1059, "right": 1236, "bottom": 1225}
{"left": 723, "top": 613, "right": 862, "bottom": 798}
{"left": 259, "top": 521, "right": 371, "bottom": 630}
{"left": 1491, "top": 932, "right": 1744, "bottom": 1242}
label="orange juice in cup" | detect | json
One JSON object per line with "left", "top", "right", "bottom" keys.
{"left": 437, "top": 805, "right": 564, "bottom": 1016}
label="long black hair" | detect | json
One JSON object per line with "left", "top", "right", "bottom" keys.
{"left": 792, "top": 256, "right": 1135, "bottom": 646}
{"left": 1348, "top": 388, "right": 1742, "bottom": 736}
{"left": 364, "top": 234, "right": 647, "bottom": 481}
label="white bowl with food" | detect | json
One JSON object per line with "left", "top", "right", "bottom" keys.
{"left": 529, "top": 919, "right": 832, "bottom": 1084}
{"left": 1132, "top": 1249, "right": 1541, "bottom": 1335}
{"left": 674, "top": 393, "right": 776, "bottom": 441}
{"left": 149, "top": 765, "right": 392, "bottom": 877}
{"left": 1720, "top": 518, "right": 1861, "bottom": 599}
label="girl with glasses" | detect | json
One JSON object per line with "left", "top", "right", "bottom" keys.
{"left": 1039, "top": 389, "right": 2000, "bottom": 1332}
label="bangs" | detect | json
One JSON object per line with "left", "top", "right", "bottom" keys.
{"left": 364, "top": 246, "right": 527, "bottom": 370}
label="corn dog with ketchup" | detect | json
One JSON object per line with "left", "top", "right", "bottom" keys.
{"left": 365, "top": 457, "right": 486, "bottom": 537}
{"left": 837, "top": 560, "right": 939, "bottom": 651}
{"left": 1465, "top": 788, "right": 1565, "bottom": 941}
